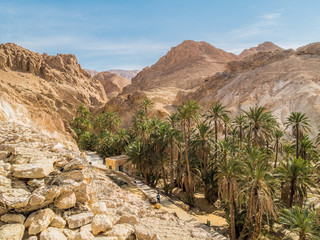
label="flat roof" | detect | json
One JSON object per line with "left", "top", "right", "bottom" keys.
{"left": 105, "top": 155, "right": 129, "bottom": 161}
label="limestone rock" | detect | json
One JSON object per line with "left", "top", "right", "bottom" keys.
{"left": 91, "top": 215, "right": 112, "bottom": 235}
{"left": 74, "top": 230, "right": 94, "bottom": 240}
{"left": 12, "top": 161, "right": 54, "bottom": 178}
{"left": 40, "top": 227, "right": 67, "bottom": 240}
{"left": 0, "top": 214, "right": 26, "bottom": 224}
{"left": 63, "top": 229, "right": 78, "bottom": 240}
{"left": 54, "top": 190, "right": 76, "bottom": 210}
{"left": 0, "top": 175, "right": 11, "bottom": 186}
{"left": 106, "top": 224, "right": 134, "bottom": 240}
{"left": 91, "top": 202, "right": 108, "bottom": 215}
{"left": 67, "top": 212, "right": 94, "bottom": 229}
{"left": 119, "top": 215, "right": 138, "bottom": 225}
{"left": 49, "top": 216, "right": 66, "bottom": 228}
{"left": 75, "top": 181, "right": 93, "bottom": 203}
{"left": 28, "top": 208, "right": 55, "bottom": 235}
{"left": 135, "top": 225, "right": 152, "bottom": 240}
{"left": 0, "top": 187, "right": 30, "bottom": 209}
{"left": 0, "top": 223, "right": 25, "bottom": 240}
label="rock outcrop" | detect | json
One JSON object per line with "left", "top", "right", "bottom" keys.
{"left": 0, "top": 120, "right": 217, "bottom": 239}
{"left": 174, "top": 42, "right": 320, "bottom": 130}
{"left": 0, "top": 43, "right": 107, "bottom": 150}
{"left": 93, "top": 71, "right": 130, "bottom": 98}
{"left": 239, "top": 41, "right": 283, "bottom": 59}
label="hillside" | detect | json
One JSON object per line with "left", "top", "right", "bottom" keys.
{"left": 108, "top": 69, "right": 139, "bottom": 80}
{"left": 174, "top": 42, "right": 320, "bottom": 129}
{"left": 123, "top": 40, "right": 238, "bottom": 93}
{"left": 0, "top": 43, "right": 107, "bottom": 149}
{"left": 239, "top": 41, "right": 283, "bottom": 59}
{"left": 93, "top": 71, "right": 131, "bottom": 98}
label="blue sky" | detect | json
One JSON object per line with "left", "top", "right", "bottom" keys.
{"left": 0, "top": 0, "right": 319, "bottom": 71}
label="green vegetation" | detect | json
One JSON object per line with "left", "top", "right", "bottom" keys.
{"left": 70, "top": 100, "right": 320, "bottom": 240}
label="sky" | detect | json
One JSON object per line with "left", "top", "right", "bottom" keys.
{"left": 0, "top": 0, "right": 319, "bottom": 71}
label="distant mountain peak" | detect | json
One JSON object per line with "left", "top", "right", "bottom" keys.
{"left": 240, "top": 41, "right": 283, "bottom": 58}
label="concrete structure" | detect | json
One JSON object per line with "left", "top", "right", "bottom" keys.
{"left": 105, "top": 155, "right": 132, "bottom": 172}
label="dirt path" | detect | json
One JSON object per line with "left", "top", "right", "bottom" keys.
{"left": 87, "top": 152, "right": 229, "bottom": 240}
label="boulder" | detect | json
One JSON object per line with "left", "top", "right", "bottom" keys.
{"left": 74, "top": 230, "right": 94, "bottom": 240}
{"left": 63, "top": 229, "right": 78, "bottom": 240}
{"left": 135, "top": 225, "right": 152, "bottom": 240}
{"left": 49, "top": 216, "right": 66, "bottom": 228}
{"left": 0, "top": 223, "right": 25, "bottom": 240}
{"left": 28, "top": 208, "right": 55, "bottom": 235}
{"left": 40, "top": 227, "right": 67, "bottom": 240}
{"left": 67, "top": 212, "right": 94, "bottom": 229}
{"left": 27, "top": 236, "right": 38, "bottom": 240}
{"left": 12, "top": 161, "right": 54, "bottom": 178}
{"left": 54, "top": 190, "right": 76, "bottom": 210}
{"left": 154, "top": 203, "right": 161, "bottom": 209}
{"left": 91, "top": 215, "right": 112, "bottom": 235}
{"left": 119, "top": 215, "right": 138, "bottom": 225}
{"left": 0, "top": 214, "right": 26, "bottom": 224}
{"left": 0, "top": 175, "right": 11, "bottom": 186}
{"left": 106, "top": 224, "right": 134, "bottom": 240}
{"left": 91, "top": 202, "right": 108, "bottom": 215}
{"left": 0, "top": 187, "right": 30, "bottom": 209}
{"left": 75, "top": 181, "right": 93, "bottom": 203}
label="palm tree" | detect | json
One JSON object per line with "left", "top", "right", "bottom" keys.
{"left": 215, "top": 140, "right": 239, "bottom": 240}
{"left": 285, "top": 112, "right": 311, "bottom": 159}
{"left": 299, "top": 134, "right": 316, "bottom": 161}
{"left": 279, "top": 206, "right": 320, "bottom": 240}
{"left": 222, "top": 114, "right": 231, "bottom": 140}
{"left": 178, "top": 100, "right": 200, "bottom": 198}
{"left": 141, "top": 98, "right": 154, "bottom": 119}
{"left": 238, "top": 146, "right": 276, "bottom": 240}
{"left": 205, "top": 102, "right": 230, "bottom": 160}
{"left": 244, "top": 106, "right": 278, "bottom": 147}
{"left": 273, "top": 129, "right": 284, "bottom": 168}
{"left": 233, "top": 114, "right": 247, "bottom": 147}
{"left": 274, "top": 157, "right": 315, "bottom": 208}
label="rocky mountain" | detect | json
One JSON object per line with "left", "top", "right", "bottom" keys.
{"left": 239, "top": 41, "right": 283, "bottom": 59}
{"left": 84, "top": 69, "right": 99, "bottom": 76}
{"left": 93, "top": 71, "right": 130, "bottom": 98}
{"left": 174, "top": 42, "right": 320, "bottom": 130}
{"left": 108, "top": 69, "right": 140, "bottom": 80}
{"left": 0, "top": 43, "right": 107, "bottom": 149}
{"left": 123, "top": 40, "right": 238, "bottom": 93}
{"left": 0, "top": 121, "right": 217, "bottom": 240}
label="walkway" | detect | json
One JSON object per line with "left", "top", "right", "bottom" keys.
{"left": 86, "top": 152, "right": 229, "bottom": 240}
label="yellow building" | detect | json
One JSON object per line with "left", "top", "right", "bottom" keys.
{"left": 105, "top": 155, "right": 132, "bottom": 172}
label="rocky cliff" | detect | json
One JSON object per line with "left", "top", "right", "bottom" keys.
{"left": 0, "top": 43, "right": 107, "bottom": 149}
{"left": 123, "top": 40, "right": 238, "bottom": 93}
{"left": 174, "top": 42, "right": 320, "bottom": 129}
{"left": 0, "top": 121, "right": 216, "bottom": 240}
{"left": 93, "top": 71, "right": 130, "bottom": 98}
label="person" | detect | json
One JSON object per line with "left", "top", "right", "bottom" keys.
{"left": 156, "top": 193, "right": 160, "bottom": 203}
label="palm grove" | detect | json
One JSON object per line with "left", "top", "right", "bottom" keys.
{"left": 71, "top": 99, "right": 320, "bottom": 240}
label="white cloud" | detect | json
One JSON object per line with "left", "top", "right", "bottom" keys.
{"left": 231, "top": 11, "right": 282, "bottom": 39}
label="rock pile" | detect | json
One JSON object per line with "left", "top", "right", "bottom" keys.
{"left": 0, "top": 121, "right": 215, "bottom": 240}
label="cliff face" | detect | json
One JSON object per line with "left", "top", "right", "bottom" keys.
{"left": 93, "top": 71, "right": 130, "bottom": 98}
{"left": 174, "top": 42, "right": 320, "bottom": 129}
{"left": 0, "top": 43, "right": 107, "bottom": 150}
{"left": 123, "top": 40, "right": 238, "bottom": 93}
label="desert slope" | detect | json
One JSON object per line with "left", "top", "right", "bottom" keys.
{"left": 0, "top": 43, "right": 107, "bottom": 149}
{"left": 123, "top": 40, "right": 238, "bottom": 93}
{"left": 239, "top": 41, "right": 283, "bottom": 59}
{"left": 175, "top": 42, "right": 320, "bottom": 129}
